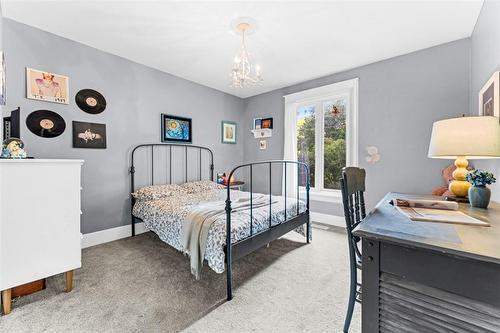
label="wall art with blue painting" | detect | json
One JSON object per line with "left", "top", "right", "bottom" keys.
{"left": 161, "top": 114, "right": 192, "bottom": 143}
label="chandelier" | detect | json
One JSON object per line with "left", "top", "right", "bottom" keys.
{"left": 230, "top": 21, "right": 262, "bottom": 88}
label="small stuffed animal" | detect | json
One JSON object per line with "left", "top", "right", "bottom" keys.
{"left": 432, "top": 163, "right": 473, "bottom": 197}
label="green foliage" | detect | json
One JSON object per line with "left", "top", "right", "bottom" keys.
{"left": 297, "top": 100, "right": 346, "bottom": 189}
{"left": 297, "top": 111, "right": 316, "bottom": 187}
{"left": 466, "top": 169, "right": 496, "bottom": 187}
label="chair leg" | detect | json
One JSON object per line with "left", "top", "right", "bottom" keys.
{"left": 343, "top": 264, "right": 357, "bottom": 332}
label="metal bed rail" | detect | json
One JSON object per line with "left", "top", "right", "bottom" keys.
{"left": 225, "top": 160, "right": 310, "bottom": 300}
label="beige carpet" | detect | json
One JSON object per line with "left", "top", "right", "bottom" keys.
{"left": 0, "top": 224, "right": 361, "bottom": 332}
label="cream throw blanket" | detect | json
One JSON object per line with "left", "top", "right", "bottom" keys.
{"left": 182, "top": 194, "right": 276, "bottom": 279}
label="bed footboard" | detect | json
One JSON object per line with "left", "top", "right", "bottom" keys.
{"left": 224, "top": 160, "right": 310, "bottom": 301}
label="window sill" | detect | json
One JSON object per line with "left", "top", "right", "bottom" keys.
{"left": 300, "top": 189, "right": 342, "bottom": 203}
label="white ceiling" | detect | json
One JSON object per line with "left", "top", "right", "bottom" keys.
{"left": 1, "top": 1, "right": 483, "bottom": 98}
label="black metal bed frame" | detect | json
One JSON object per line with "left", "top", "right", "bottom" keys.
{"left": 129, "top": 143, "right": 310, "bottom": 301}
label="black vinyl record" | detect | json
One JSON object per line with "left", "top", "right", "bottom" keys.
{"left": 75, "top": 89, "right": 106, "bottom": 114}
{"left": 26, "top": 110, "right": 66, "bottom": 138}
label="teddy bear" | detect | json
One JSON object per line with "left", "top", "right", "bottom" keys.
{"left": 432, "top": 163, "right": 473, "bottom": 197}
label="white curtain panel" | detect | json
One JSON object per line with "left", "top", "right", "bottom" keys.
{"left": 282, "top": 102, "right": 298, "bottom": 198}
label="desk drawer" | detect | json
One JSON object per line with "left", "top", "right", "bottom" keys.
{"left": 380, "top": 242, "right": 500, "bottom": 307}
{"left": 379, "top": 273, "right": 500, "bottom": 332}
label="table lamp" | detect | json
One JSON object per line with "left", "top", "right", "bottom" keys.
{"left": 428, "top": 116, "right": 500, "bottom": 199}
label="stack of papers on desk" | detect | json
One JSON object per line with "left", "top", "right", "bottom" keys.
{"left": 392, "top": 198, "right": 490, "bottom": 226}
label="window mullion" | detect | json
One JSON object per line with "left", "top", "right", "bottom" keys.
{"left": 315, "top": 101, "right": 324, "bottom": 191}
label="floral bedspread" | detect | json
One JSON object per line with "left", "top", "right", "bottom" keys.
{"left": 133, "top": 189, "right": 308, "bottom": 275}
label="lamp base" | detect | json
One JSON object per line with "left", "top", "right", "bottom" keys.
{"left": 449, "top": 157, "right": 471, "bottom": 197}
{"left": 444, "top": 196, "right": 469, "bottom": 203}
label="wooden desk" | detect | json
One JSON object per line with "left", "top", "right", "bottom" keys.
{"left": 353, "top": 193, "right": 500, "bottom": 332}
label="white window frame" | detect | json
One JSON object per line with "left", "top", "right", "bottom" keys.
{"left": 284, "top": 78, "right": 359, "bottom": 203}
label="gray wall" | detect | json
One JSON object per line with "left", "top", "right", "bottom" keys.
{"left": 3, "top": 19, "right": 244, "bottom": 234}
{"left": 1, "top": 15, "right": 478, "bottom": 229}
{"left": 470, "top": 0, "right": 500, "bottom": 202}
{"left": 243, "top": 39, "right": 471, "bottom": 213}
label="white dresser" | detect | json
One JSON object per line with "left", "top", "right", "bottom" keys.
{"left": 0, "top": 159, "right": 83, "bottom": 314}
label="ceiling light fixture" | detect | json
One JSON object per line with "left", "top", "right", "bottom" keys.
{"left": 230, "top": 19, "right": 262, "bottom": 88}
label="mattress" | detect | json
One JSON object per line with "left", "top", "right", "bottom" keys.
{"left": 133, "top": 188, "right": 307, "bottom": 274}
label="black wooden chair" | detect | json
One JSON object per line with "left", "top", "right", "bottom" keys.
{"left": 340, "top": 167, "right": 366, "bottom": 333}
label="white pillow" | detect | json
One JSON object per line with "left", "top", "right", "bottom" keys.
{"left": 132, "top": 183, "right": 185, "bottom": 200}
{"left": 179, "top": 180, "right": 224, "bottom": 194}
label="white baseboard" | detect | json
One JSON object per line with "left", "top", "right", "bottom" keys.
{"left": 82, "top": 213, "right": 343, "bottom": 249}
{"left": 310, "top": 212, "right": 345, "bottom": 228}
{"left": 81, "top": 222, "right": 148, "bottom": 249}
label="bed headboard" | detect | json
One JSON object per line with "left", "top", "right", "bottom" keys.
{"left": 129, "top": 143, "right": 214, "bottom": 194}
{"left": 129, "top": 143, "right": 214, "bottom": 235}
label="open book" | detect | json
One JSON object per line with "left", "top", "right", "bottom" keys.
{"left": 391, "top": 198, "right": 490, "bottom": 226}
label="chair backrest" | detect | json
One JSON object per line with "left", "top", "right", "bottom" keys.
{"left": 340, "top": 167, "right": 366, "bottom": 262}
{"left": 341, "top": 167, "right": 366, "bottom": 230}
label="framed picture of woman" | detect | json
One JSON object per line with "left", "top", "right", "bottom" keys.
{"left": 26, "top": 68, "right": 69, "bottom": 104}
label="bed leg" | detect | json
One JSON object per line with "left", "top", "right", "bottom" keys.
{"left": 131, "top": 216, "right": 136, "bottom": 237}
{"left": 226, "top": 262, "right": 233, "bottom": 301}
{"left": 306, "top": 218, "right": 311, "bottom": 244}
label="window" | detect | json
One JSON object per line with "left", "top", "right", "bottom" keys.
{"left": 284, "top": 79, "right": 358, "bottom": 199}
{"left": 296, "top": 105, "right": 316, "bottom": 187}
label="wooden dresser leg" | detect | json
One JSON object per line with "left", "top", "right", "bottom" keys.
{"left": 2, "top": 289, "right": 12, "bottom": 315}
{"left": 65, "top": 270, "right": 73, "bottom": 292}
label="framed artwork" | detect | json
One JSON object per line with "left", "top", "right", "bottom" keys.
{"left": 261, "top": 117, "right": 273, "bottom": 129}
{"left": 72, "top": 121, "right": 106, "bottom": 149}
{"left": 161, "top": 114, "right": 192, "bottom": 143}
{"left": 26, "top": 67, "right": 69, "bottom": 104}
{"left": 0, "top": 52, "right": 5, "bottom": 105}
{"left": 259, "top": 140, "right": 267, "bottom": 150}
{"left": 253, "top": 118, "right": 262, "bottom": 130}
{"left": 478, "top": 71, "right": 499, "bottom": 120}
{"left": 221, "top": 121, "right": 236, "bottom": 144}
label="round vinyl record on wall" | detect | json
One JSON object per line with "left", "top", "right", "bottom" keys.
{"left": 26, "top": 110, "right": 66, "bottom": 138}
{"left": 75, "top": 89, "right": 106, "bottom": 114}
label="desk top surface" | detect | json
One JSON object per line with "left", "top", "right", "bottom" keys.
{"left": 353, "top": 192, "right": 500, "bottom": 264}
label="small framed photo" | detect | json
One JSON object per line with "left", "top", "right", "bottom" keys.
{"left": 72, "top": 121, "right": 106, "bottom": 149}
{"left": 26, "top": 67, "right": 69, "bottom": 104}
{"left": 161, "top": 114, "right": 192, "bottom": 143}
{"left": 259, "top": 140, "right": 267, "bottom": 150}
{"left": 221, "top": 121, "right": 237, "bottom": 144}
{"left": 479, "top": 71, "right": 499, "bottom": 120}
{"left": 261, "top": 117, "right": 273, "bottom": 129}
{"left": 253, "top": 118, "right": 262, "bottom": 130}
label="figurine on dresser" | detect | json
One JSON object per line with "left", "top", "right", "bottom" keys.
{"left": 1, "top": 138, "right": 27, "bottom": 159}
